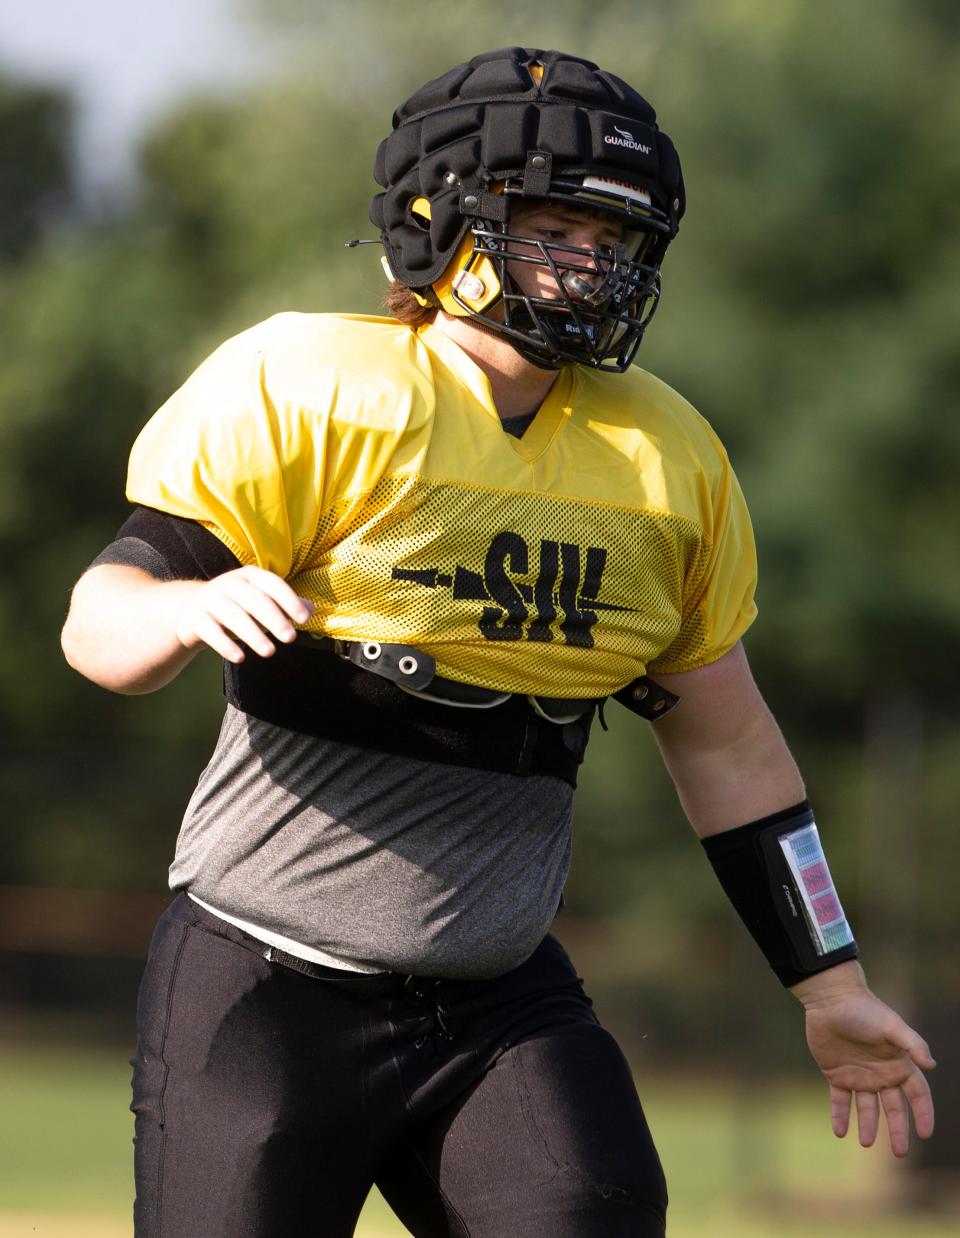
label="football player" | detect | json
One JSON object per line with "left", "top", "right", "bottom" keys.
{"left": 62, "top": 47, "right": 934, "bottom": 1238}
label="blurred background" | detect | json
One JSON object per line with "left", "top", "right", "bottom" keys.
{"left": 1, "top": 1, "right": 958, "bottom": 1234}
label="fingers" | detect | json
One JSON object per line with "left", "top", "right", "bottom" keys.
{"left": 900, "top": 1030, "right": 937, "bottom": 1073}
{"left": 240, "top": 567, "right": 315, "bottom": 626}
{"left": 188, "top": 606, "right": 251, "bottom": 663}
{"left": 879, "top": 1086, "right": 911, "bottom": 1158}
{"left": 179, "top": 568, "right": 315, "bottom": 662}
{"left": 221, "top": 577, "right": 305, "bottom": 647}
{"left": 838, "top": 1072, "right": 935, "bottom": 1158}
{"left": 882, "top": 1015, "right": 937, "bottom": 1150}
{"left": 880, "top": 1007, "right": 936, "bottom": 1068}
{"left": 830, "top": 1085, "right": 851, "bottom": 1138}
{"left": 855, "top": 1090, "right": 879, "bottom": 1148}
{"left": 205, "top": 591, "right": 287, "bottom": 659}
{"left": 902, "top": 1067, "right": 936, "bottom": 1142}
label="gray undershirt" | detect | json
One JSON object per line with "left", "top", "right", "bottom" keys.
{"left": 171, "top": 705, "right": 574, "bottom": 979}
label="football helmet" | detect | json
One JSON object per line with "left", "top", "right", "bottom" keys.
{"left": 369, "top": 48, "right": 685, "bottom": 371}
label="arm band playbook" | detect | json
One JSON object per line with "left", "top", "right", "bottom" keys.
{"left": 701, "top": 801, "right": 859, "bottom": 987}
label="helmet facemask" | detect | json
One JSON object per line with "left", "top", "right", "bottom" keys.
{"left": 454, "top": 183, "right": 665, "bottom": 370}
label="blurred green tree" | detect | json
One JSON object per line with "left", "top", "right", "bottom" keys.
{"left": 0, "top": 74, "right": 72, "bottom": 262}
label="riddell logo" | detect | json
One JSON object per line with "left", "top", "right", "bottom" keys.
{"left": 604, "top": 124, "right": 652, "bottom": 154}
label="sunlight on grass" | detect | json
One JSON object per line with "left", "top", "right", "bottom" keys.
{"left": 0, "top": 1042, "right": 953, "bottom": 1238}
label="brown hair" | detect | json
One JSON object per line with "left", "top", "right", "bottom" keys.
{"left": 384, "top": 281, "right": 438, "bottom": 329}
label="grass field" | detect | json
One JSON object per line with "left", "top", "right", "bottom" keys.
{"left": 0, "top": 1040, "right": 954, "bottom": 1238}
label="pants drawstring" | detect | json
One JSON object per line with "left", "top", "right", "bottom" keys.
{"left": 404, "top": 975, "right": 455, "bottom": 1051}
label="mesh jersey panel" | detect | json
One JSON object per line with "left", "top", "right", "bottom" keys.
{"left": 293, "top": 475, "right": 704, "bottom": 696}
{"left": 126, "top": 312, "right": 757, "bottom": 695}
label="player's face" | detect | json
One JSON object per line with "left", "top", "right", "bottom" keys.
{"left": 505, "top": 202, "right": 627, "bottom": 305}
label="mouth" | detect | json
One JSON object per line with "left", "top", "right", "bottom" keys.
{"left": 559, "top": 269, "right": 617, "bottom": 307}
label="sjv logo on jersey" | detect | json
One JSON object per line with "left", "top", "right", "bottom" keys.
{"left": 392, "top": 531, "right": 632, "bottom": 648}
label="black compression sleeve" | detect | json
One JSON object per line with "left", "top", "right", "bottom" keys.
{"left": 89, "top": 507, "right": 241, "bottom": 581}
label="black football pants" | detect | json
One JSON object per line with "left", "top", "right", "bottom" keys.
{"left": 131, "top": 894, "right": 667, "bottom": 1237}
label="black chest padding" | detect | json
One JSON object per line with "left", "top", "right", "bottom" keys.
{"left": 224, "top": 636, "right": 593, "bottom": 788}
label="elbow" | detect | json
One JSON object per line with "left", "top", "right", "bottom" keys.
{"left": 60, "top": 615, "right": 87, "bottom": 677}
{"left": 60, "top": 623, "right": 110, "bottom": 691}
{"left": 60, "top": 566, "right": 195, "bottom": 694}
{"left": 60, "top": 615, "right": 153, "bottom": 695}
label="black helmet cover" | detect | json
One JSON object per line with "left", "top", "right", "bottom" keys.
{"left": 370, "top": 47, "right": 685, "bottom": 290}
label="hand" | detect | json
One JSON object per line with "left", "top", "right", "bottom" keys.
{"left": 173, "top": 566, "right": 315, "bottom": 663}
{"left": 794, "top": 963, "right": 935, "bottom": 1157}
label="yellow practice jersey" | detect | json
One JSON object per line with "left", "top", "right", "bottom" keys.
{"left": 127, "top": 312, "right": 757, "bottom": 699}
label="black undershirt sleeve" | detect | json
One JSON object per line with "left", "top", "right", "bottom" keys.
{"left": 89, "top": 507, "right": 241, "bottom": 581}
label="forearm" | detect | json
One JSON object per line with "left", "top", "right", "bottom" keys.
{"left": 652, "top": 690, "right": 805, "bottom": 836}
{"left": 649, "top": 645, "right": 861, "bottom": 987}
{"left": 61, "top": 564, "right": 205, "bottom": 694}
